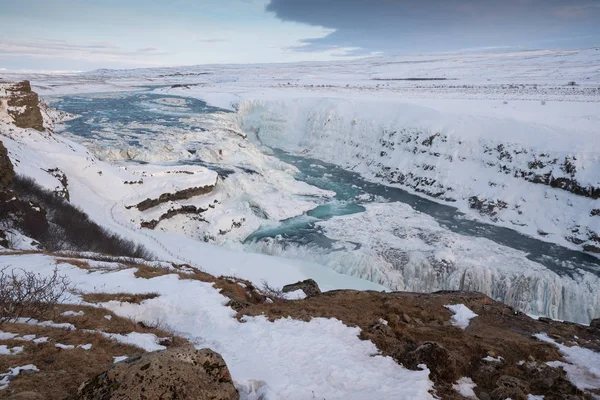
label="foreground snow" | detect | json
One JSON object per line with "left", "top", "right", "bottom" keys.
{"left": 535, "top": 333, "right": 600, "bottom": 391}
{"left": 0, "top": 253, "right": 435, "bottom": 399}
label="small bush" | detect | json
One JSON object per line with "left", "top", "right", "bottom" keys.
{"left": 0, "top": 266, "right": 71, "bottom": 324}
{"left": 5, "top": 175, "right": 153, "bottom": 259}
{"left": 260, "top": 281, "right": 286, "bottom": 301}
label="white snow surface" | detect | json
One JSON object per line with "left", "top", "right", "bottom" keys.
{"left": 0, "top": 345, "right": 24, "bottom": 355}
{"left": 445, "top": 304, "right": 479, "bottom": 329}
{"left": 535, "top": 333, "right": 600, "bottom": 391}
{"left": 0, "top": 364, "right": 39, "bottom": 390}
{"left": 452, "top": 377, "right": 478, "bottom": 398}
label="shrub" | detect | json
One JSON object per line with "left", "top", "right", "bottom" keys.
{"left": 0, "top": 266, "right": 71, "bottom": 324}
{"left": 5, "top": 175, "right": 153, "bottom": 259}
{"left": 260, "top": 281, "right": 286, "bottom": 301}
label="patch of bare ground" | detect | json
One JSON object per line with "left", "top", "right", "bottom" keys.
{"left": 0, "top": 304, "right": 188, "bottom": 400}
{"left": 239, "top": 289, "right": 599, "bottom": 400}
{"left": 80, "top": 292, "right": 160, "bottom": 306}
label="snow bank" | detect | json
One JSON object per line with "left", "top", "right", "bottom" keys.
{"left": 445, "top": 304, "right": 478, "bottom": 329}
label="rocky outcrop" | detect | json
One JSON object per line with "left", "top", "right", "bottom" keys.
{"left": 1, "top": 81, "right": 45, "bottom": 131}
{"left": 44, "top": 167, "right": 70, "bottom": 201}
{"left": 282, "top": 279, "right": 321, "bottom": 297}
{"left": 141, "top": 204, "right": 208, "bottom": 229}
{"left": 76, "top": 346, "right": 238, "bottom": 400}
{"left": 0, "top": 140, "right": 14, "bottom": 190}
{"left": 134, "top": 184, "right": 215, "bottom": 211}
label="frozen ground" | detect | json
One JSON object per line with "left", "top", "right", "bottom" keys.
{"left": 1, "top": 48, "right": 599, "bottom": 324}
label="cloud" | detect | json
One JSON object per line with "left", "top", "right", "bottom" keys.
{"left": 0, "top": 39, "right": 170, "bottom": 59}
{"left": 266, "top": 0, "right": 600, "bottom": 54}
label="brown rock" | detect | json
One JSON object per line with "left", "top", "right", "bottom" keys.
{"left": 282, "top": 278, "right": 321, "bottom": 297}
{"left": 402, "top": 342, "right": 464, "bottom": 383}
{"left": 75, "top": 346, "right": 238, "bottom": 400}
{"left": 3, "top": 81, "right": 45, "bottom": 131}
{"left": 490, "top": 375, "right": 529, "bottom": 400}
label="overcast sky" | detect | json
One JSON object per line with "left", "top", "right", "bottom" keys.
{"left": 1, "top": 0, "right": 599, "bottom": 72}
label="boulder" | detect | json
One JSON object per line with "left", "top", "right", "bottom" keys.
{"left": 590, "top": 318, "right": 600, "bottom": 330}
{"left": 75, "top": 346, "right": 238, "bottom": 400}
{"left": 282, "top": 279, "right": 321, "bottom": 297}
{"left": 490, "top": 375, "right": 529, "bottom": 400}
{"left": 402, "top": 342, "right": 464, "bottom": 383}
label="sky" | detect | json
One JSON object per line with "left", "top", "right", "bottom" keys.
{"left": 1, "top": 0, "right": 599, "bottom": 72}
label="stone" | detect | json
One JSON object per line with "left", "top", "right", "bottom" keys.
{"left": 590, "top": 318, "right": 600, "bottom": 330}
{"left": 402, "top": 342, "right": 463, "bottom": 383}
{"left": 282, "top": 279, "right": 321, "bottom": 297}
{"left": 490, "top": 375, "right": 529, "bottom": 400}
{"left": 76, "top": 346, "right": 238, "bottom": 400}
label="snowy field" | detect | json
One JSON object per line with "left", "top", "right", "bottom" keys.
{"left": 1, "top": 48, "right": 599, "bottom": 326}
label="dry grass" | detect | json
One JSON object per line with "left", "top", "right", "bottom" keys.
{"left": 0, "top": 304, "right": 188, "bottom": 400}
{"left": 133, "top": 264, "right": 267, "bottom": 310}
{"left": 55, "top": 258, "right": 92, "bottom": 270}
{"left": 80, "top": 292, "right": 160, "bottom": 306}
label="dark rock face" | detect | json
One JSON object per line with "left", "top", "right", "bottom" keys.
{"left": 75, "top": 346, "right": 238, "bottom": 400}
{"left": 282, "top": 279, "right": 321, "bottom": 297}
{"left": 0, "top": 140, "right": 15, "bottom": 190}
{"left": 3, "top": 81, "right": 45, "bottom": 132}
{"left": 141, "top": 204, "right": 207, "bottom": 229}
{"left": 135, "top": 184, "right": 215, "bottom": 211}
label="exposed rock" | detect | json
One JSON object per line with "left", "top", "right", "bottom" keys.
{"left": 282, "top": 279, "right": 321, "bottom": 297}
{"left": 0, "top": 140, "right": 15, "bottom": 190}
{"left": 403, "top": 342, "right": 464, "bottom": 383}
{"left": 468, "top": 196, "right": 508, "bottom": 217}
{"left": 135, "top": 184, "right": 214, "bottom": 211}
{"left": 490, "top": 375, "right": 529, "bottom": 400}
{"left": 75, "top": 346, "right": 238, "bottom": 400}
{"left": 44, "top": 168, "right": 70, "bottom": 201}
{"left": 141, "top": 204, "right": 207, "bottom": 229}
{"left": 2, "top": 81, "right": 45, "bottom": 131}
{"left": 590, "top": 318, "right": 600, "bottom": 330}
